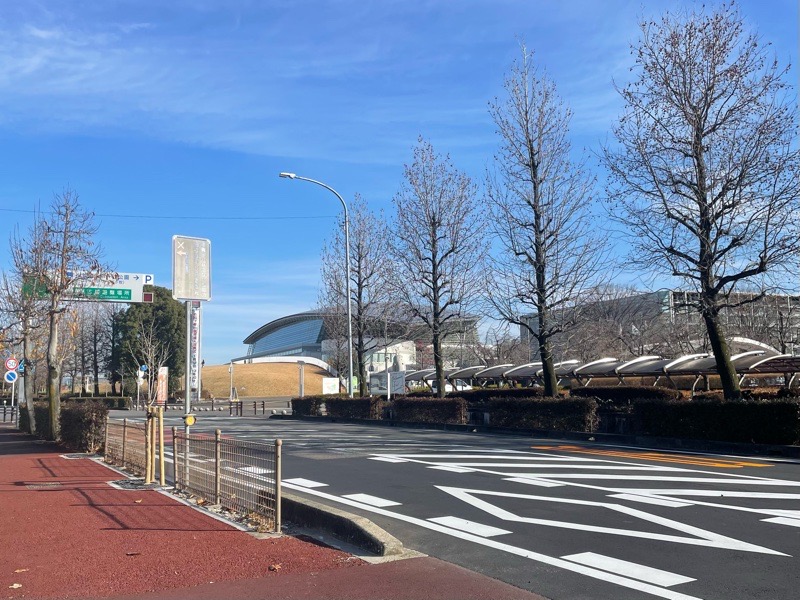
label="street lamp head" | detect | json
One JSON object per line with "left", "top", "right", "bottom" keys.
{"left": 279, "top": 172, "right": 297, "bottom": 179}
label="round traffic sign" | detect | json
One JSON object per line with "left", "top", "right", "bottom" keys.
{"left": 5, "top": 358, "right": 18, "bottom": 371}
{"left": 4, "top": 370, "right": 18, "bottom": 384}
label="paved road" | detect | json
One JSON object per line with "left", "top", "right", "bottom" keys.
{"left": 113, "top": 412, "right": 800, "bottom": 600}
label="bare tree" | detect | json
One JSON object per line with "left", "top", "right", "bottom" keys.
{"left": 602, "top": 2, "right": 800, "bottom": 400}
{"left": 126, "top": 320, "right": 172, "bottom": 406}
{"left": 486, "top": 45, "right": 609, "bottom": 397}
{"left": 0, "top": 211, "right": 53, "bottom": 434}
{"left": 38, "top": 189, "right": 107, "bottom": 439}
{"left": 390, "top": 138, "right": 487, "bottom": 397}
{"left": 319, "top": 195, "right": 393, "bottom": 396}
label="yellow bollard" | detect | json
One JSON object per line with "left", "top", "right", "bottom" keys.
{"left": 158, "top": 407, "right": 165, "bottom": 486}
{"left": 144, "top": 407, "right": 153, "bottom": 484}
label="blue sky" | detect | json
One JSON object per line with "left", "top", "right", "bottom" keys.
{"left": 0, "top": 0, "right": 796, "bottom": 365}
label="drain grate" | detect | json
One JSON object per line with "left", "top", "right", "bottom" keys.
{"left": 26, "top": 482, "right": 63, "bottom": 490}
{"left": 107, "top": 479, "right": 161, "bottom": 491}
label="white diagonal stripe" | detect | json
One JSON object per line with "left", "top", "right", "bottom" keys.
{"left": 562, "top": 552, "right": 695, "bottom": 587}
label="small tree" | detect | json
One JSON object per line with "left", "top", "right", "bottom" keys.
{"left": 390, "top": 138, "right": 487, "bottom": 397}
{"left": 319, "top": 195, "right": 393, "bottom": 396}
{"left": 602, "top": 2, "right": 800, "bottom": 400}
{"left": 487, "top": 45, "right": 609, "bottom": 397}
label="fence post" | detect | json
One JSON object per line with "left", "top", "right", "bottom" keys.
{"left": 103, "top": 414, "right": 109, "bottom": 459}
{"left": 229, "top": 401, "right": 232, "bottom": 416}
{"left": 214, "top": 429, "right": 222, "bottom": 505}
{"left": 253, "top": 401, "right": 256, "bottom": 415}
{"left": 122, "top": 418, "right": 128, "bottom": 468}
{"left": 261, "top": 401, "right": 265, "bottom": 415}
{"left": 172, "top": 426, "right": 178, "bottom": 490}
{"left": 275, "top": 438, "right": 282, "bottom": 533}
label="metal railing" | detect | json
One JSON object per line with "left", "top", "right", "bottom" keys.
{"left": 173, "top": 429, "right": 281, "bottom": 532}
{"left": 105, "top": 418, "right": 148, "bottom": 476}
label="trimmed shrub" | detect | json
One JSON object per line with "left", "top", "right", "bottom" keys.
{"left": 634, "top": 399, "right": 800, "bottom": 445}
{"left": 488, "top": 397, "right": 598, "bottom": 432}
{"left": 290, "top": 395, "right": 327, "bottom": 416}
{"left": 460, "top": 387, "right": 546, "bottom": 403}
{"left": 18, "top": 402, "right": 51, "bottom": 439}
{"left": 60, "top": 401, "right": 109, "bottom": 452}
{"left": 392, "top": 398, "right": 467, "bottom": 424}
{"left": 570, "top": 385, "right": 681, "bottom": 403}
{"left": 325, "top": 397, "right": 384, "bottom": 420}
{"left": 62, "top": 396, "right": 131, "bottom": 410}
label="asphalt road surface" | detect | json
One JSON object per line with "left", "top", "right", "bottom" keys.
{"left": 113, "top": 411, "right": 800, "bottom": 600}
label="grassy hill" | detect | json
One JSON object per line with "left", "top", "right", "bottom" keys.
{"left": 201, "top": 362, "right": 332, "bottom": 398}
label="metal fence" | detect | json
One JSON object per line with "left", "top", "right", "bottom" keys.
{"left": 105, "top": 418, "right": 148, "bottom": 476}
{"left": 173, "top": 429, "right": 281, "bottom": 532}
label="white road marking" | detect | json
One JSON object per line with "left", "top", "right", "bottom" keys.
{"left": 369, "top": 456, "right": 409, "bottom": 463}
{"left": 424, "top": 464, "right": 690, "bottom": 469}
{"left": 608, "top": 494, "right": 692, "bottom": 508}
{"left": 341, "top": 493, "right": 401, "bottom": 507}
{"left": 615, "top": 489, "right": 800, "bottom": 499}
{"left": 283, "top": 482, "right": 705, "bottom": 600}
{"left": 427, "top": 516, "right": 512, "bottom": 537}
{"left": 282, "top": 478, "right": 328, "bottom": 488}
{"left": 376, "top": 454, "right": 595, "bottom": 461}
{"left": 761, "top": 517, "right": 800, "bottom": 528}
{"left": 503, "top": 477, "right": 565, "bottom": 487}
{"left": 561, "top": 552, "right": 696, "bottom": 587}
{"left": 436, "top": 486, "right": 784, "bottom": 555}
{"left": 512, "top": 475, "right": 800, "bottom": 484}
{"left": 428, "top": 465, "right": 476, "bottom": 473}
{"left": 235, "top": 466, "right": 269, "bottom": 474}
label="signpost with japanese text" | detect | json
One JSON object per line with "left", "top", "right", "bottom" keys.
{"left": 172, "top": 236, "right": 211, "bottom": 435}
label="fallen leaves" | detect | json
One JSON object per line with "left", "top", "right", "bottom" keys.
{"left": 268, "top": 564, "right": 282, "bottom": 572}
{"left": 125, "top": 552, "right": 141, "bottom": 556}
{"left": 134, "top": 499, "right": 143, "bottom": 504}
{"left": 13, "top": 569, "right": 29, "bottom": 573}
{"left": 9, "top": 583, "right": 22, "bottom": 589}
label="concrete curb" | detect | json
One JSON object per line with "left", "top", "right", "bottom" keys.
{"left": 282, "top": 491, "right": 405, "bottom": 556}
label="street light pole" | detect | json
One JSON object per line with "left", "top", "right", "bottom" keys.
{"left": 279, "top": 172, "right": 354, "bottom": 398}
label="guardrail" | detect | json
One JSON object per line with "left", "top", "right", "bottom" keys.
{"left": 104, "top": 419, "right": 282, "bottom": 533}
{"left": 173, "top": 429, "right": 281, "bottom": 533}
{"left": 105, "top": 418, "right": 148, "bottom": 476}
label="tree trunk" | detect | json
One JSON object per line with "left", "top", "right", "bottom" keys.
{"left": 22, "top": 332, "right": 35, "bottom": 436}
{"left": 538, "top": 336, "right": 558, "bottom": 397}
{"left": 703, "top": 312, "right": 741, "bottom": 400}
{"left": 536, "top": 310, "right": 558, "bottom": 397}
{"left": 432, "top": 329, "right": 445, "bottom": 399}
{"left": 47, "top": 310, "right": 61, "bottom": 441}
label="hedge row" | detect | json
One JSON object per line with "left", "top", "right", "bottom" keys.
{"left": 290, "top": 395, "right": 327, "bottom": 416}
{"left": 634, "top": 399, "right": 800, "bottom": 445}
{"left": 18, "top": 400, "right": 109, "bottom": 451}
{"left": 325, "top": 397, "right": 385, "bottom": 420}
{"left": 570, "top": 386, "right": 681, "bottom": 403}
{"left": 392, "top": 398, "right": 467, "bottom": 424}
{"left": 62, "top": 396, "right": 131, "bottom": 410}
{"left": 487, "top": 397, "right": 597, "bottom": 432}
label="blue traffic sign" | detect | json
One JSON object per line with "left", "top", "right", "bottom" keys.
{"left": 140, "top": 365, "right": 148, "bottom": 372}
{"left": 4, "top": 370, "right": 18, "bottom": 384}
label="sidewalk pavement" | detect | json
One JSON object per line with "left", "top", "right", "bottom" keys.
{"left": 0, "top": 424, "right": 545, "bottom": 600}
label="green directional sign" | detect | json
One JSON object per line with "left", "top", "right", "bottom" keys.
{"left": 73, "top": 287, "right": 132, "bottom": 301}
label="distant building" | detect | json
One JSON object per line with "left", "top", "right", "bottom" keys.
{"left": 241, "top": 309, "right": 481, "bottom": 371}
{"left": 522, "top": 290, "right": 800, "bottom": 361}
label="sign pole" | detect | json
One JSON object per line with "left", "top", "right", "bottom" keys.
{"left": 185, "top": 301, "right": 192, "bottom": 434}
